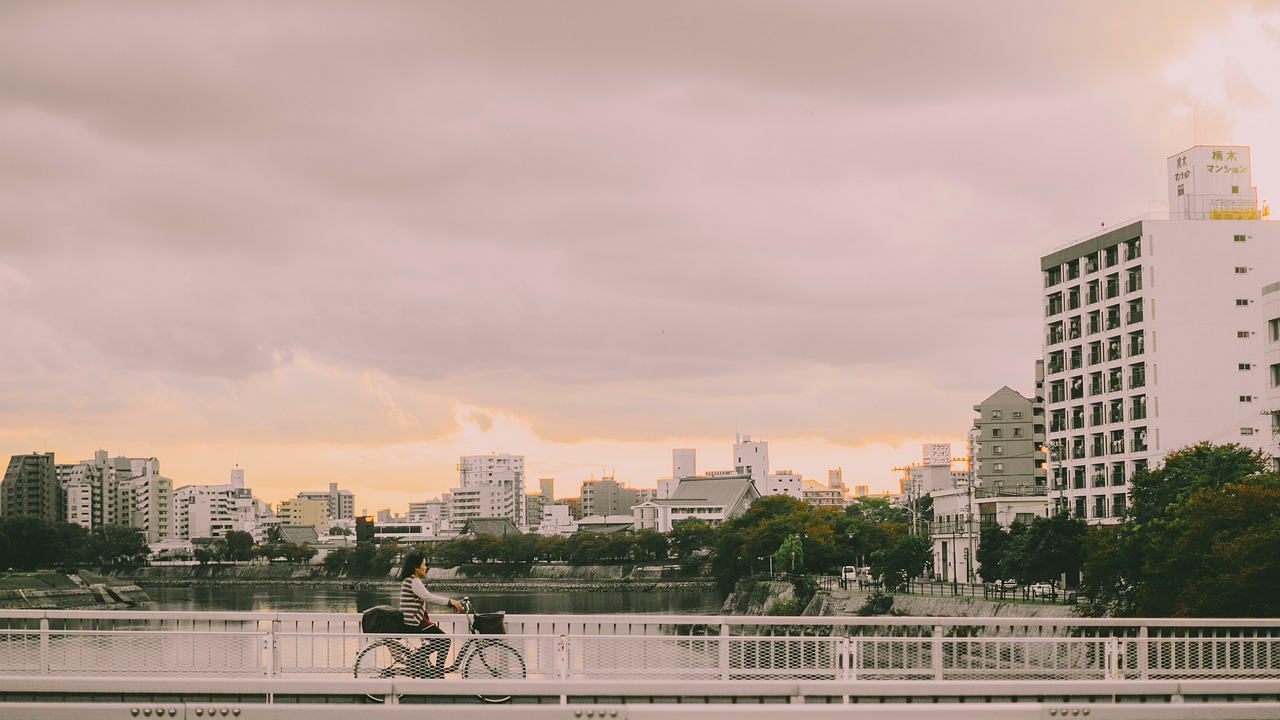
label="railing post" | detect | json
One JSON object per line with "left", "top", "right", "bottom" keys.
{"left": 932, "top": 625, "right": 943, "bottom": 680}
{"left": 39, "top": 617, "right": 50, "bottom": 673}
{"left": 719, "top": 623, "right": 730, "bottom": 681}
{"left": 1137, "top": 626, "right": 1149, "bottom": 680}
{"left": 557, "top": 634, "right": 568, "bottom": 681}
{"left": 266, "top": 619, "right": 280, "bottom": 677}
{"left": 1105, "top": 637, "right": 1120, "bottom": 680}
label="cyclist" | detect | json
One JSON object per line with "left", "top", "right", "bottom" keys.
{"left": 398, "top": 550, "right": 463, "bottom": 677}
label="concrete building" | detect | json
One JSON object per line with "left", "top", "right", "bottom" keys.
{"left": 733, "top": 434, "right": 769, "bottom": 491}
{"left": 801, "top": 478, "right": 844, "bottom": 507}
{"left": 524, "top": 478, "right": 555, "bottom": 529}
{"left": 581, "top": 475, "right": 642, "bottom": 517}
{"left": 763, "top": 470, "right": 803, "bottom": 499}
{"left": 448, "top": 454, "right": 526, "bottom": 531}
{"left": 173, "top": 469, "right": 265, "bottom": 541}
{"left": 1041, "top": 144, "right": 1280, "bottom": 523}
{"left": 297, "top": 482, "right": 354, "bottom": 522}
{"left": 1, "top": 452, "right": 59, "bottom": 521}
{"left": 278, "top": 497, "right": 329, "bottom": 528}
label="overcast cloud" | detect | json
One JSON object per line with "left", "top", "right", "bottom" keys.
{"left": 3, "top": 1, "right": 1280, "bottom": 509}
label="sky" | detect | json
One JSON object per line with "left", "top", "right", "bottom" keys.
{"left": 4, "top": 1, "right": 1280, "bottom": 513}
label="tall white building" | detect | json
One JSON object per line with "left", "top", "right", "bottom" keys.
{"left": 1041, "top": 145, "right": 1280, "bottom": 522}
{"left": 447, "top": 453, "right": 526, "bottom": 531}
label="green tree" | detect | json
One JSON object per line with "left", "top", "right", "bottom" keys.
{"left": 0, "top": 517, "right": 67, "bottom": 570}
{"left": 668, "top": 519, "right": 715, "bottom": 560}
{"left": 630, "top": 529, "right": 668, "bottom": 562}
{"left": 223, "top": 531, "right": 255, "bottom": 561}
{"left": 84, "top": 525, "right": 149, "bottom": 566}
{"left": 774, "top": 534, "right": 805, "bottom": 574}
{"left": 1080, "top": 443, "right": 1280, "bottom": 616}
{"left": 868, "top": 534, "right": 931, "bottom": 591}
{"left": 323, "top": 546, "right": 354, "bottom": 575}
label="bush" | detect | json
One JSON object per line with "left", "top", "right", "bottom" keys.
{"left": 856, "top": 590, "right": 894, "bottom": 616}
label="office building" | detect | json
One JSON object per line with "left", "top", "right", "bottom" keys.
{"left": 1, "top": 452, "right": 59, "bottom": 521}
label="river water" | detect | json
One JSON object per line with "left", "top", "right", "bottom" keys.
{"left": 144, "top": 584, "right": 726, "bottom": 615}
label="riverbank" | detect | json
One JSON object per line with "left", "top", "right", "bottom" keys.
{"left": 0, "top": 570, "right": 150, "bottom": 609}
{"left": 112, "top": 562, "right": 719, "bottom": 594}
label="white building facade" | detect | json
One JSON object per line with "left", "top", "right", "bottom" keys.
{"left": 1041, "top": 145, "right": 1280, "bottom": 522}
{"left": 447, "top": 454, "right": 526, "bottom": 531}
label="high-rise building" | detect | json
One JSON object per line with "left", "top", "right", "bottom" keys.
{"left": 1, "top": 452, "right": 58, "bottom": 521}
{"left": 1041, "top": 145, "right": 1280, "bottom": 523}
{"left": 447, "top": 454, "right": 526, "bottom": 531}
{"left": 278, "top": 497, "right": 330, "bottom": 527}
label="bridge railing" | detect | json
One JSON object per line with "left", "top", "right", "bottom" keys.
{"left": 3, "top": 610, "right": 1280, "bottom": 682}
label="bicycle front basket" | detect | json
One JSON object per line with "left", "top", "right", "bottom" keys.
{"left": 473, "top": 611, "right": 506, "bottom": 635}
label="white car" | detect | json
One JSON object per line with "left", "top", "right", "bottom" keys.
{"left": 1029, "top": 583, "right": 1056, "bottom": 598}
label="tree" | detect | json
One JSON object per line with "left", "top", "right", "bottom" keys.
{"left": 868, "top": 534, "right": 931, "bottom": 591}
{"left": 774, "top": 534, "right": 805, "bottom": 574}
{"left": 84, "top": 525, "right": 149, "bottom": 565}
{"left": 223, "top": 531, "right": 255, "bottom": 562}
{"left": 0, "top": 517, "right": 67, "bottom": 570}
{"left": 668, "top": 519, "right": 714, "bottom": 560}
{"left": 1080, "top": 442, "right": 1280, "bottom": 616}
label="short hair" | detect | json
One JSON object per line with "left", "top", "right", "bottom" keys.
{"left": 399, "top": 550, "right": 427, "bottom": 580}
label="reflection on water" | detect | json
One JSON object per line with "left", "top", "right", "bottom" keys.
{"left": 144, "top": 585, "right": 725, "bottom": 615}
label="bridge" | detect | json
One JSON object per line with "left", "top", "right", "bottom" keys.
{"left": 2, "top": 610, "right": 1279, "bottom": 718}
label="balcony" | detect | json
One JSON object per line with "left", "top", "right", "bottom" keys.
{"left": 974, "top": 485, "right": 1048, "bottom": 499}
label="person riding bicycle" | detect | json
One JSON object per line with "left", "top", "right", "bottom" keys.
{"left": 398, "top": 550, "right": 463, "bottom": 677}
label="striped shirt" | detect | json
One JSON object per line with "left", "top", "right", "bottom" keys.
{"left": 399, "top": 576, "right": 451, "bottom": 628}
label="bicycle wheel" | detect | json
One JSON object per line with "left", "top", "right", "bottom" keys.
{"left": 354, "top": 638, "right": 412, "bottom": 702}
{"left": 461, "top": 639, "right": 526, "bottom": 703}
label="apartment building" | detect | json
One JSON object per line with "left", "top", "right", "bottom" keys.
{"left": 297, "top": 482, "right": 354, "bottom": 522}
{"left": 447, "top": 454, "right": 526, "bottom": 531}
{"left": 1, "top": 452, "right": 59, "bottom": 522}
{"left": 173, "top": 469, "right": 266, "bottom": 541}
{"left": 581, "top": 475, "right": 642, "bottom": 517}
{"left": 1040, "top": 145, "right": 1280, "bottom": 523}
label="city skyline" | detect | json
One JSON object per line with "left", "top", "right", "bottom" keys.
{"left": 4, "top": 3, "right": 1280, "bottom": 513}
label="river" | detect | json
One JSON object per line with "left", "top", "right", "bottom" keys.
{"left": 144, "top": 584, "right": 727, "bottom": 615}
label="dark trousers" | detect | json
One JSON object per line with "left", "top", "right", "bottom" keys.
{"left": 408, "top": 622, "right": 451, "bottom": 678}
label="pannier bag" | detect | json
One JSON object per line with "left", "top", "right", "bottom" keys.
{"left": 361, "top": 605, "right": 405, "bottom": 634}
{"left": 472, "top": 611, "right": 506, "bottom": 635}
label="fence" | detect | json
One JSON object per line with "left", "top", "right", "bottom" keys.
{"left": 2, "top": 611, "right": 1280, "bottom": 683}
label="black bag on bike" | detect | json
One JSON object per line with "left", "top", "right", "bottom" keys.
{"left": 472, "top": 611, "right": 506, "bottom": 635}
{"left": 361, "top": 605, "right": 405, "bottom": 634}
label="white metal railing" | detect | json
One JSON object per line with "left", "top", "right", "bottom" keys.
{"left": 2, "top": 611, "right": 1280, "bottom": 683}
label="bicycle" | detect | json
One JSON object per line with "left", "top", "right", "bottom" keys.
{"left": 354, "top": 597, "right": 526, "bottom": 703}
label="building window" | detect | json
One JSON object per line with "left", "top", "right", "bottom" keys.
{"left": 1240, "top": 363, "right": 1253, "bottom": 371}
{"left": 1013, "top": 427, "right": 1023, "bottom": 437}
{"left": 1232, "top": 186, "right": 1240, "bottom": 195}
{"left": 993, "top": 463, "right": 1004, "bottom": 473}
{"left": 1240, "top": 396, "right": 1254, "bottom": 403}
{"left": 1177, "top": 184, "right": 1184, "bottom": 197}
{"left": 1234, "top": 234, "right": 1246, "bottom": 242}
{"left": 1239, "top": 331, "right": 1252, "bottom": 338}
{"left": 1236, "top": 267, "right": 1249, "bottom": 274}
{"left": 991, "top": 410, "right": 1002, "bottom": 420}
{"left": 1271, "top": 363, "right": 1280, "bottom": 387}
{"left": 1242, "top": 427, "right": 1255, "bottom": 436}
{"left": 991, "top": 428, "right": 1003, "bottom": 438}
{"left": 1012, "top": 411, "right": 1022, "bottom": 419}
{"left": 1271, "top": 318, "right": 1280, "bottom": 342}
{"left": 993, "top": 445, "right": 1005, "bottom": 455}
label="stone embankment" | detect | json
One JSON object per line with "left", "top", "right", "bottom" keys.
{"left": 0, "top": 572, "right": 150, "bottom": 610}
{"left": 116, "top": 562, "right": 716, "bottom": 594}
{"left": 722, "top": 580, "right": 1077, "bottom": 619}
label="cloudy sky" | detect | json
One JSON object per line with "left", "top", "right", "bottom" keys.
{"left": 4, "top": 1, "right": 1280, "bottom": 512}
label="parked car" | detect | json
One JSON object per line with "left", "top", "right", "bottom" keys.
{"left": 1029, "top": 582, "right": 1057, "bottom": 598}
